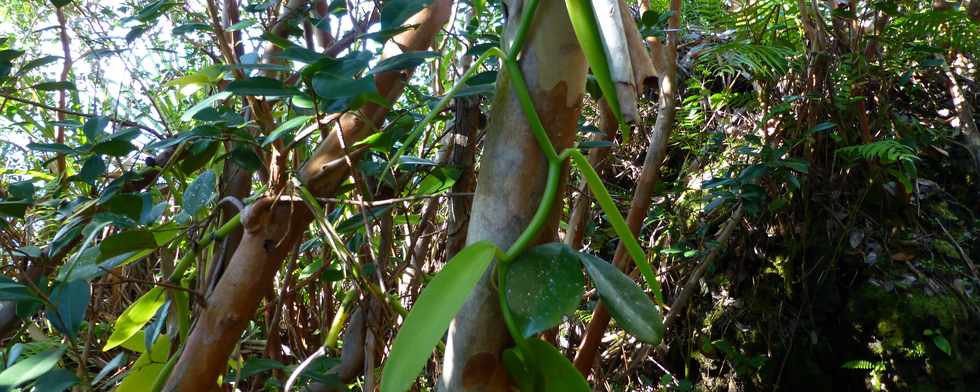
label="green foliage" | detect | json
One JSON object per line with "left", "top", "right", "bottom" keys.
{"left": 380, "top": 241, "right": 497, "bottom": 392}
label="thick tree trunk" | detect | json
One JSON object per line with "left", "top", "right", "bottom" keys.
{"left": 439, "top": 0, "right": 587, "bottom": 389}
{"left": 162, "top": 2, "right": 452, "bottom": 390}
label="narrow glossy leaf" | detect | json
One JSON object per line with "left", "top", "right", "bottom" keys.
{"left": 229, "top": 146, "right": 263, "bottom": 172}
{"left": 238, "top": 358, "right": 286, "bottom": 379}
{"left": 115, "top": 335, "right": 170, "bottom": 392}
{"left": 91, "top": 352, "right": 125, "bottom": 384}
{"left": 569, "top": 150, "right": 662, "bottom": 302}
{"left": 7, "top": 180, "right": 34, "bottom": 201}
{"left": 226, "top": 77, "right": 299, "bottom": 97}
{"left": 182, "top": 169, "right": 216, "bottom": 216}
{"left": 577, "top": 252, "right": 664, "bottom": 344}
{"left": 502, "top": 348, "right": 535, "bottom": 392}
{"left": 0, "top": 201, "right": 30, "bottom": 219}
{"left": 263, "top": 115, "right": 312, "bottom": 146}
{"left": 381, "top": 0, "right": 435, "bottom": 30}
{"left": 181, "top": 91, "right": 232, "bottom": 122}
{"left": 380, "top": 241, "right": 498, "bottom": 392}
{"left": 103, "top": 287, "right": 167, "bottom": 351}
{"left": 83, "top": 116, "right": 110, "bottom": 142}
{"left": 0, "top": 347, "right": 65, "bottom": 389}
{"left": 26, "top": 142, "right": 77, "bottom": 155}
{"left": 144, "top": 300, "right": 169, "bottom": 353}
{"left": 17, "top": 55, "right": 61, "bottom": 76}
{"left": 34, "top": 368, "right": 79, "bottom": 392}
{"left": 311, "top": 75, "right": 377, "bottom": 99}
{"left": 563, "top": 0, "right": 626, "bottom": 140}
{"left": 73, "top": 155, "right": 106, "bottom": 185}
{"left": 369, "top": 51, "right": 439, "bottom": 75}
{"left": 525, "top": 338, "right": 589, "bottom": 391}
{"left": 31, "top": 81, "right": 76, "bottom": 91}
{"left": 46, "top": 279, "right": 90, "bottom": 338}
{"left": 99, "top": 230, "right": 158, "bottom": 260}
{"left": 0, "top": 276, "right": 36, "bottom": 302}
{"left": 505, "top": 243, "right": 584, "bottom": 337}
{"left": 172, "top": 23, "right": 211, "bottom": 35}
{"left": 91, "top": 139, "right": 137, "bottom": 156}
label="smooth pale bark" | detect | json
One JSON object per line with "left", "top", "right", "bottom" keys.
{"left": 162, "top": 2, "right": 452, "bottom": 390}
{"left": 572, "top": 0, "right": 681, "bottom": 376}
{"left": 592, "top": 0, "right": 638, "bottom": 122}
{"left": 439, "top": 0, "right": 587, "bottom": 389}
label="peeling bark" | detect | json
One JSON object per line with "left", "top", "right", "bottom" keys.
{"left": 440, "top": 0, "right": 588, "bottom": 389}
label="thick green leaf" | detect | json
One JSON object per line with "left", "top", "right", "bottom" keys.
{"left": 369, "top": 51, "right": 439, "bottom": 75}
{"left": 263, "top": 115, "right": 312, "bottom": 146}
{"left": 181, "top": 91, "right": 232, "bottom": 122}
{"left": 311, "top": 75, "right": 377, "bottom": 99}
{"left": 576, "top": 252, "right": 664, "bottom": 344}
{"left": 115, "top": 335, "right": 170, "bottom": 392}
{"left": 103, "top": 288, "right": 167, "bottom": 351}
{"left": 505, "top": 243, "right": 584, "bottom": 337}
{"left": 73, "top": 155, "right": 106, "bottom": 185}
{"left": 525, "top": 338, "right": 589, "bottom": 391}
{"left": 7, "top": 180, "right": 34, "bottom": 201}
{"left": 91, "top": 139, "right": 136, "bottom": 156}
{"left": 0, "top": 347, "right": 66, "bottom": 389}
{"left": 32, "top": 81, "right": 76, "bottom": 91}
{"left": 172, "top": 22, "right": 211, "bottom": 35}
{"left": 17, "top": 55, "right": 61, "bottom": 76}
{"left": 34, "top": 368, "right": 79, "bottom": 392}
{"left": 83, "top": 116, "right": 109, "bottom": 142}
{"left": 50, "top": 0, "right": 72, "bottom": 7}
{"left": 380, "top": 0, "right": 435, "bottom": 30}
{"left": 99, "top": 230, "right": 158, "bottom": 260}
{"left": 380, "top": 241, "right": 498, "bottom": 392}
{"left": 91, "top": 352, "right": 125, "bottom": 384}
{"left": 0, "top": 49, "right": 24, "bottom": 63}
{"left": 26, "top": 142, "right": 77, "bottom": 155}
{"left": 229, "top": 146, "right": 263, "bottom": 172}
{"left": 46, "top": 279, "right": 90, "bottom": 338}
{"left": 0, "top": 276, "right": 37, "bottom": 302}
{"left": 226, "top": 77, "right": 299, "bottom": 97}
{"left": 182, "top": 169, "right": 216, "bottom": 216}
{"left": 0, "top": 201, "right": 30, "bottom": 219}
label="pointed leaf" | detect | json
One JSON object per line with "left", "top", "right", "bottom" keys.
{"left": 103, "top": 287, "right": 167, "bottom": 351}
{"left": 381, "top": 0, "right": 435, "bottom": 30}
{"left": 34, "top": 368, "right": 79, "bottom": 392}
{"left": 0, "top": 347, "right": 66, "bottom": 389}
{"left": 577, "top": 252, "right": 663, "bottom": 344}
{"left": 525, "top": 338, "right": 589, "bottom": 391}
{"left": 46, "top": 279, "right": 90, "bottom": 338}
{"left": 182, "top": 170, "right": 216, "bottom": 216}
{"left": 226, "top": 77, "right": 299, "bottom": 97}
{"left": 380, "top": 241, "right": 498, "bottom": 392}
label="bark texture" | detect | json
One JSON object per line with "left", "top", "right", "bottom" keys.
{"left": 162, "top": 1, "right": 452, "bottom": 390}
{"left": 439, "top": 0, "right": 587, "bottom": 389}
